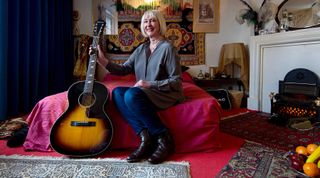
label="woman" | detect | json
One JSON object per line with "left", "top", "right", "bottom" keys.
{"left": 94, "top": 10, "right": 184, "bottom": 164}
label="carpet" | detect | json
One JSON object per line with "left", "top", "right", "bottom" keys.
{"left": 215, "top": 141, "right": 305, "bottom": 178}
{"left": 220, "top": 111, "right": 320, "bottom": 151}
{"left": 220, "top": 108, "right": 250, "bottom": 120}
{"left": 0, "top": 155, "right": 190, "bottom": 178}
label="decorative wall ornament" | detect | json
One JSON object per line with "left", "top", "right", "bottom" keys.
{"left": 193, "top": 0, "right": 220, "bottom": 33}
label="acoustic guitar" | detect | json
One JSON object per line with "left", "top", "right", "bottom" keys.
{"left": 50, "top": 20, "right": 113, "bottom": 157}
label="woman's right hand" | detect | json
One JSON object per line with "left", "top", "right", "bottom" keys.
{"left": 89, "top": 45, "right": 109, "bottom": 68}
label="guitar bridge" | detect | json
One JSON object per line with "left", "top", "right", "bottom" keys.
{"left": 71, "top": 121, "right": 96, "bottom": 127}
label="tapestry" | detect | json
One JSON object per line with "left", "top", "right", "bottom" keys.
{"left": 0, "top": 156, "right": 191, "bottom": 178}
{"left": 216, "top": 141, "right": 303, "bottom": 178}
{"left": 105, "top": 21, "right": 205, "bottom": 65}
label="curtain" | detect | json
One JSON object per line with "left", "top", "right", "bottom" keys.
{"left": 0, "top": 0, "right": 74, "bottom": 120}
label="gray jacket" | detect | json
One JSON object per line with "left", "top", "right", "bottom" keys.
{"left": 106, "top": 40, "right": 185, "bottom": 109}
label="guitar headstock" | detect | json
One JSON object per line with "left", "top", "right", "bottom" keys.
{"left": 93, "top": 19, "right": 106, "bottom": 37}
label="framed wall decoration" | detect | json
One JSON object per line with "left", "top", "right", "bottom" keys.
{"left": 193, "top": 0, "right": 220, "bottom": 33}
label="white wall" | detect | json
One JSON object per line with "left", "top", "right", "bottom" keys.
{"left": 73, "top": 0, "right": 284, "bottom": 76}
{"left": 73, "top": 0, "right": 93, "bottom": 35}
{"left": 189, "top": 0, "right": 252, "bottom": 77}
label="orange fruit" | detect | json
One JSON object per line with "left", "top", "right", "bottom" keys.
{"left": 307, "top": 144, "right": 318, "bottom": 155}
{"left": 296, "top": 145, "right": 308, "bottom": 156}
{"left": 303, "top": 162, "right": 320, "bottom": 177}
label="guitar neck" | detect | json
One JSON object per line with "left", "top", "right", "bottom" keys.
{"left": 84, "top": 36, "right": 100, "bottom": 94}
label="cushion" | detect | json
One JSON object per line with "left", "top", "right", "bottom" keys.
{"left": 181, "top": 72, "right": 194, "bottom": 84}
{"left": 206, "top": 89, "right": 232, "bottom": 109}
{"left": 0, "top": 118, "right": 28, "bottom": 139}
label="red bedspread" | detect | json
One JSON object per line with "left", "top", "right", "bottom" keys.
{"left": 23, "top": 73, "right": 222, "bottom": 153}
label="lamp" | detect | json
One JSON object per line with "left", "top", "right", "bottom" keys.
{"left": 217, "top": 43, "right": 249, "bottom": 91}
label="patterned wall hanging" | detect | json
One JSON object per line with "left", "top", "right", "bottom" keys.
{"left": 105, "top": 21, "right": 205, "bottom": 65}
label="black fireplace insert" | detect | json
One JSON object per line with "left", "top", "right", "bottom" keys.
{"left": 270, "top": 68, "right": 320, "bottom": 126}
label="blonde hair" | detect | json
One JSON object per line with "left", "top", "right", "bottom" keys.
{"left": 140, "top": 10, "right": 167, "bottom": 37}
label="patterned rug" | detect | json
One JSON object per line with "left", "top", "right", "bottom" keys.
{"left": 215, "top": 141, "right": 306, "bottom": 178}
{"left": 0, "top": 156, "right": 190, "bottom": 178}
{"left": 220, "top": 111, "right": 320, "bottom": 151}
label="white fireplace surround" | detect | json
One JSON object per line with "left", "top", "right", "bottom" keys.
{"left": 248, "top": 28, "right": 320, "bottom": 113}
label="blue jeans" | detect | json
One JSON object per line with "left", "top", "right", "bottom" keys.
{"left": 112, "top": 87, "right": 167, "bottom": 136}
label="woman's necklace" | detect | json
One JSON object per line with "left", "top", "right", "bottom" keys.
{"left": 150, "top": 38, "right": 162, "bottom": 52}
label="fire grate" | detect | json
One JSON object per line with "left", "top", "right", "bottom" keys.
{"left": 270, "top": 68, "right": 320, "bottom": 126}
{"left": 272, "top": 103, "right": 319, "bottom": 118}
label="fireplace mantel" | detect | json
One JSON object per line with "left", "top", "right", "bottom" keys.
{"left": 248, "top": 28, "right": 320, "bottom": 113}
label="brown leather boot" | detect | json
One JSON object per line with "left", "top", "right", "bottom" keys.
{"left": 126, "top": 129, "right": 155, "bottom": 163}
{"left": 147, "top": 131, "right": 174, "bottom": 164}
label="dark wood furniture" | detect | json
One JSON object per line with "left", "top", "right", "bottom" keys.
{"left": 194, "top": 78, "right": 247, "bottom": 108}
{"left": 194, "top": 78, "right": 244, "bottom": 91}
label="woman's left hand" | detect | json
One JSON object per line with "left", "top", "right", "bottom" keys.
{"left": 134, "top": 80, "right": 151, "bottom": 88}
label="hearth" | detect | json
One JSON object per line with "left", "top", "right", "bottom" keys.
{"left": 248, "top": 28, "right": 320, "bottom": 113}
{"left": 270, "top": 68, "right": 320, "bottom": 125}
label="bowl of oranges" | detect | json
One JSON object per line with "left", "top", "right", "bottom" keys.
{"left": 288, "top": 143, "right": 320, "bottom": 177}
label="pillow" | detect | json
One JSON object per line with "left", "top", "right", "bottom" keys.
{"left": 206, "top": 89, "right": 232, "bottom": 109}
{"left": 181, "top": 72, "right": 195, "bottom": 84}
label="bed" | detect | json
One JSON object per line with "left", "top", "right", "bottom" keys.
{"left": 23, "top": 72, "right": 222, "bottom": 153}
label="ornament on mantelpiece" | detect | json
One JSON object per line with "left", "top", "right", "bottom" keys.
{"left": 236, "top": 0, "right": 279, "bottom": 35}
{"left": 197, "top": 70, "right": 204, "bottom": 79}
{"left": 236, "top": 0, "right": 259, "bottom": 35}
{"left": 258, "top": 0, "right": 278, "bottom": 34}
{"left": 236, "top": 0, "right": 258, "bottom": 25}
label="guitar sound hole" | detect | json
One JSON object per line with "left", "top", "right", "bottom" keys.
{"left": 78, "top": 93, "right": 96, "bottom": 108}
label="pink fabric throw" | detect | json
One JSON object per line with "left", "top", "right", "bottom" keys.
{"left": 24, "top": 73, "right": 222, "bottom": 153}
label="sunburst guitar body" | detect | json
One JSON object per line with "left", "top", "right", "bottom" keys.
{"left": 50, "top": 20, "right": 113, "bottom": 157}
